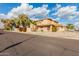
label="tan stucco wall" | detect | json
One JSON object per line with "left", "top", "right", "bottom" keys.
{"left": 57, "top": 27, "right": 67, "bottom": 32}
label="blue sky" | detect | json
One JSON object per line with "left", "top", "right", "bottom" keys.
{"left": 0, "top": 3, "right": 55, "bottom": 14}
{"left": 0, "top": 3, "right": 79, "bottom": 26}
{"left": 0, "top": 3, "right": 78, "bottom": 14}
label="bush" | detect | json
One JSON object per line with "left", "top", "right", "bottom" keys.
{"left": 67, "top": 24, "right": 74, "bottom": 30}
{"left": 52, "top": 26, "right": 57, "bottom": 32}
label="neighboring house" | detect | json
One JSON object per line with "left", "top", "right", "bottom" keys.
{"left": 31, "top": 18, "right": 67, "bottom": 32}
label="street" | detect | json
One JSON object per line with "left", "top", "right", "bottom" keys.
{"left": 0, "top": 32, "right": 79, "bottom": 56}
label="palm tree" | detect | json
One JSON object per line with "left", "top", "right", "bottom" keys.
{"left": 17, "top": 14, "right": 31, "bottom": 32}
{"left": 1, "top": 14, "right": 36, "bottom": 32}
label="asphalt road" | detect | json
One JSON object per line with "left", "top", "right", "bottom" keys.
{"left": 0, "top": 32, "right": 79, "bottom": 56}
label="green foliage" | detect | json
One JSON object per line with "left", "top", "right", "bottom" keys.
{"left": 1, "top": 19, "right": 14, "bottom": 31}
{"left": 52, "top": 26, "right": 57, "bottom": 32}
{"left": 1, "top": 19, "right": 6, "bottom": 23}
{"left": 5, "top": 26, "right": 12, "bottom": 30}
{"left": 1, "top": 14, "right": 36, "bottom": 31}
{"left": 31, "top": 21, "right": 37, "bottom": 25}
{"left": 18, "top": 14, "right": 31, "bottom": 27}
{"left": 67, "top": 24, "right": 74, "bottom": 30}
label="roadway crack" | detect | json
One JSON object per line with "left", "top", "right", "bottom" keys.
{"left": 0, "top": 36, "right": 35, "bottom": 53}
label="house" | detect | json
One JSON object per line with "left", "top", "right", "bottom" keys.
{"left": 13, "top": 18, "right": 67, "bottom": 32}
{"left": 31, "top": 18, "right": 67, "bottom": 32}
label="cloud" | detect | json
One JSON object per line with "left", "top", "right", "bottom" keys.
{"left": 52, "top": 4, "right": 61, "bottom": 11}
{"left": 2, "top": 3, "right": 50, "bottom": 19}
{"left": 0, "top": 3, "right": 50, "bottom": 28}
{"left": 53, "top": 6, "right": 77, "bottom": 18}
{"left": 7, "top": 3, "right": 33, "bottom": 18}
{"left": 52, "top": 4, "right": 79, "bottom": 25}
{"left": 56, "top": 4, "right": 61, "bottom": 9}
{"left": 0, "top": 3, "right": 50, "bottom": 19}
{"left": 0, "top": 14, "right": 7, "bottom": 19}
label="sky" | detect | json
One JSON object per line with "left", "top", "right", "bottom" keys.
{"left": 0, "top": 3, "right": 79, "bottom": 28}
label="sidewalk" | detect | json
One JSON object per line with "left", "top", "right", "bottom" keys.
{"left": 11, "top": 31, "right": 79, "bottom": 40}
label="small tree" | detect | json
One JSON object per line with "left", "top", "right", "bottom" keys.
{"left": 1, "top": 19, "right": 14, "bottom": 31}
{"left": 67, "top": 24, "right": 74, "bottom": 31}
